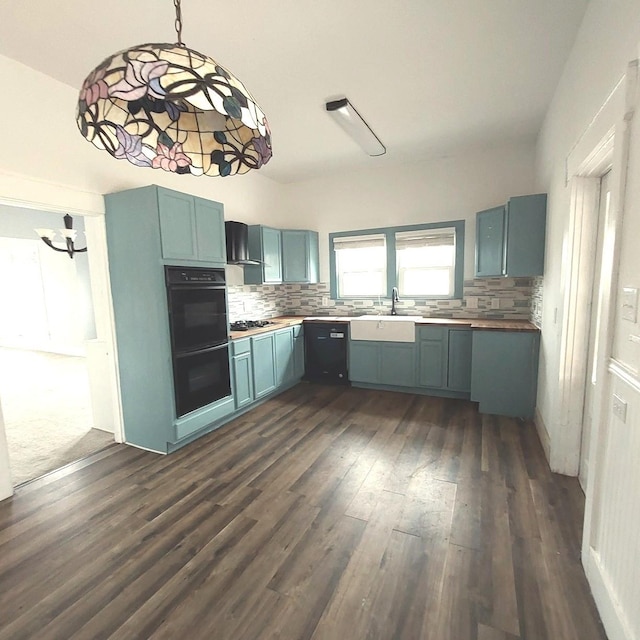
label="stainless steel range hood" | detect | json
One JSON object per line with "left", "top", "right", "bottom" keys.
{"left": 225, "top": 221, "right": 261, "bottom": 265}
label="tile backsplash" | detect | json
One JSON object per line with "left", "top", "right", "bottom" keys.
{"left": 228, "top": 277, "right": 537, "bottom": 322}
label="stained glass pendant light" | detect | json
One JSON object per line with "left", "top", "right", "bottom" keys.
{"left": 76, "top": 0, "right": 271, "bottom": 177}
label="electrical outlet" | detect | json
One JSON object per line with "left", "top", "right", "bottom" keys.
{"left": 491, "top": 298, "right": 500, "bottom": 309}
{"left": 322, "top": 296, "right": 329, "bottom": 307}
{"left": 612, "top": 394, "right": 627, "bottom": 422}
{"left": 466, "top": 297, "right": 478, "bottom": 309}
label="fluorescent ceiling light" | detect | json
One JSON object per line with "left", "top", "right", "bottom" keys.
{"left": 325, "top": 98, "right": 386, "bottom": 157}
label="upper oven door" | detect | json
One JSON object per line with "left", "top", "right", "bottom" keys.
{"left": 167, "top": 283, "right": 228, "bottom": 353}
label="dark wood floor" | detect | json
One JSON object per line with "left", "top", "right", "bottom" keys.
{"left": 0, "top": 384, "right": 606, "bottom": 640}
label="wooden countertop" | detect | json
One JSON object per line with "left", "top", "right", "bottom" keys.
{"left": 229, "top": 316, "right": 304, "bottom": 340}
{"left": 230, "top": 315, "right": 538, "bottom": 339}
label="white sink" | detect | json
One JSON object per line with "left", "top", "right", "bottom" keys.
{"left": 350, "top": 315, "right": 418, "bottom": 342}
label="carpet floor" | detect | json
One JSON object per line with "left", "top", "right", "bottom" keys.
{"left": 0, "top": 347, "right": 114, "bottom": 486}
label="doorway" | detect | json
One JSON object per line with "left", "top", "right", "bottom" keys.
{"left": 579, "top": 171, "right": 611, "bottom": 491}
{"left": 0, "top": 206, "right": 114, "bottom": 486}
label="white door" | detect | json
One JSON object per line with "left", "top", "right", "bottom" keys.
{"left": 579, "top": 170, "right": 610, "bottom": 491}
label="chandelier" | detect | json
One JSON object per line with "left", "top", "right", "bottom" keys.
{"left": 76, "top": 0, "right": 271, "bottom": 177}
{"left": 35, "top": 215, "right": 87, "bottom": 259}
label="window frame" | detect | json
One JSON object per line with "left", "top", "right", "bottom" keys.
{"left": 329, "top": 220, "right": 465, "bottom": 301}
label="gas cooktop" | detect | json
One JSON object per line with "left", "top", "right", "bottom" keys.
{"left": 230, "top": 320, "right": 274, "bottom": 332}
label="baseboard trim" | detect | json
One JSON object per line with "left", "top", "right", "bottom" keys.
{"left": 534, "top": 407, "right": 551, "bottom": 466}
{"left": 585, "top": 547, "right": 634, "bottom": 640}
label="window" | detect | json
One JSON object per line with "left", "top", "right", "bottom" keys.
{"left": 334, "top": 234, "right": 386, "bottom": 297}
{"left": 395, "top": 228, "right": 456, "bottom": 297}
{"left": 330, "top": 221, "right": 464, "bottom": 300}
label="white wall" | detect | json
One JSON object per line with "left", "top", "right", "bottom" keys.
{"left": 277, "top": 143, "right": 536, "bottom": 281}
{"left": 0, "top": 403, "right": 12, "bottom": 500}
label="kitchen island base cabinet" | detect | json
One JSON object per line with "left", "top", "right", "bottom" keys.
{"left": 470, "top": 330, "right": 540, "bottom": 419}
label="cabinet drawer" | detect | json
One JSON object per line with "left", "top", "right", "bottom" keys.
{"left": 231, "top": 338, "right": 251, "bottom": 356}
{"left": 417, "top": 326, "right": 447, "bottom": 340}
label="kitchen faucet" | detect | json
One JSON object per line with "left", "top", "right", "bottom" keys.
{"left": 391, "top": 287, "right": 400, "bottom": 315}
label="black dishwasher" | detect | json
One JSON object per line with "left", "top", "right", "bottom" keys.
{"left": 304, "top": 321, "right": 349, "bottom": 384}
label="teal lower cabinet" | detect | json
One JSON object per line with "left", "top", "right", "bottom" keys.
{"left": 275, "top": 328, "right": 295, "bottom": 386}
{"left": 417, "top": 327, "right": 448, "bottom": 388}
{"left": 349, "top": 341, "right": 416, "bottom": 387}
{"left": 470, "top": 330, "right": 540, "bottom": 419}
{"left": 212, "top": 324, "right": 303, "bottom": 417}
{"left": 380, "top": 343, "right": 416, "bottom": 387}
{"left": 293, "top": 325, "right": 305, "bottom": 379}
{"left": 231, "top": 338, "right": 254, "bottom": 410}
{"left": 447, "top": 329, "right": 473, "bottom": 392}
{"left": 251, "top": 332, "right": 277, "bottom": 399}
{"left": 349, "top": 342, "right": 380, "bottom": 384}
{"left": 348, "top": 326, "right": 474, "bottom": 401}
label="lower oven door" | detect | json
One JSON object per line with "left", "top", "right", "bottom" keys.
{"left": 173, "top": 343, "right": 231, "bottom": 417}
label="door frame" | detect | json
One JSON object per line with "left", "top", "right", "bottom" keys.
{"left": 552, "top": 66, "right": 633, "bottom": 477}
{"left": 0, "top": 183, "right": 125, "bottom": 455}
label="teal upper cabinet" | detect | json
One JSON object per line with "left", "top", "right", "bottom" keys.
{"left": 244, "top": 226, "right": 319, "bottom": 284}
{"left": 193, "top": 198, "right": 226, "bottom": 263}
{"left": 282, "top": 230, "right": 319, "bottom": 283}
{"left": 475, "top": 206, "right": 506, "bottom": 277}
{"left": 158, "top": 187, "right": 225, "bottom": 264}
{"left": 505, "top": 194, "right": 547, "bottom": 277}
{"left": 475, "top": 193, "right": 546, "bottom": 277}
{"left": 244, "top": 225, "right": 282, "bottom": 284}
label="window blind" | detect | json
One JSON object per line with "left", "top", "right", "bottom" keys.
{"left": 395, "top": 228, "right": 455, "bottom": 250}
{"left": 333, "top": 233, "right": 386, "bottom": 251}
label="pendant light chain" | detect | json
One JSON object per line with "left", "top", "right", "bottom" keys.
{"left": 174, "top": 0, "right": 184, "bottom": 46}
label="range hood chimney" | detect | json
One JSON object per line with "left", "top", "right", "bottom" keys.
{"left": 225, "top": 221, "right": 260, "bottom": 265}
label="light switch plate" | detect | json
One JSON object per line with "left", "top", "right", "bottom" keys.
{"left": 466, "top": 297, "right": 478, "bottom": 309}
{"left": 622, "top": 287, "right": 638, "bottom": 322}
{"left": 491, "top": 298, "right": 500, "bottom": 309}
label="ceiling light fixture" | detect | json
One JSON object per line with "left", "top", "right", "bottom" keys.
{"left": 76, "top": 0, "right": 271, "bottom": 177}
{"left": 35, "top": 215, "right": 87, "bottom": 259}
{"left": 325, "top": 97, "right": 386, "bottom": 157}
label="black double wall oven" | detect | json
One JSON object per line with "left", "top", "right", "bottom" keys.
{"left": 165, "top": 266, "right": 231, "bottom": 418}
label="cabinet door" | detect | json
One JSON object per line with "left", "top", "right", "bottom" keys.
{"left": 417, "top": 327, "right": 447, "bottom": 388}
{"left": 252, "top": 333, "right": 276, "bottom": 398}
{"left": 380, "top": 343, "right": 416, "bottom": 387}
{"left": 349, "top": 341, "right": 380, "bottom": 384}
{"left": 194, "top": 198, "right": 226, "bottom": 263}
{"left": 262, "top": 227, "right": 282, "bottom": 283}
{"left": 505, "top": 194, "right": 547, "bottom": 277}
{"left": 475, "top": 206, "right": 506, "bottom": 277}
{"left": 294, "top": 334, "right": 305, "bottom": 379}
{"left": 275, "top": 328, "right": 295, "bottom": 387}
{"left": 471, "top": 330, "right": 539, "bottom": 418}
{"left": 282, "top": 230, "right": 310, "bottom": 283}
{"left": 447, "top": 329, "right": 472, "bottom": 392}
{"left": 232, "top": 353, "right": 254, "bottom": 410}
{"left": 158, "top": 189, "right": 197, "bottom": 260}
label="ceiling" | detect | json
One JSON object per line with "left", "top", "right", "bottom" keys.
{"left": 0, "top": 0, "right": 589, "bottom": 184}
